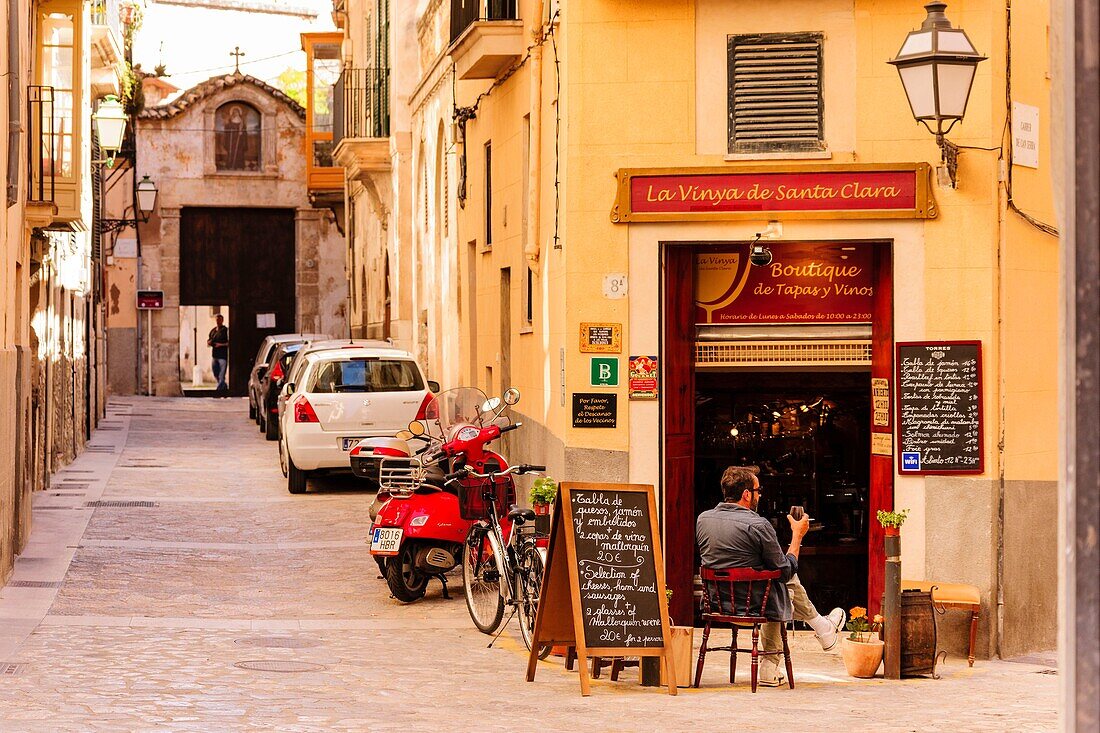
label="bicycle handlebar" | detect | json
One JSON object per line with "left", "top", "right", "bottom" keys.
{"left": 451, "top": 464, "right": 543, "bottom": 481}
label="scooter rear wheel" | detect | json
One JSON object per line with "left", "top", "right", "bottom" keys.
{"left": 462, "top": 527, "right": 505, "bottom": 634}
{"left": 385, "top": 544, "right": 428, "bottom": 603}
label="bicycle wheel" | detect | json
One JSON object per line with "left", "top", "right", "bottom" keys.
{"left": 516, "top": 544, "right": 551, "bottom": 658}
{"left": 462, "top": 525, "right": 505, "bottom": 634}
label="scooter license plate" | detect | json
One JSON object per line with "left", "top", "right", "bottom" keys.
{"left": 370, "top": 527, "right": 403, "bottom": 555}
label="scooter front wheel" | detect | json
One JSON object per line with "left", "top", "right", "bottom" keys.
{"left": 462, "top": 526, "right": 505, "bottom": 634}
{"left": 385, "top": 544, "right": 428, "bottom": 603}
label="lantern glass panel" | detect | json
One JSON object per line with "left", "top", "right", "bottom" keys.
{"left": 94, "top": 101, "right": 128, "bottom": 153}
{"left": 899, "top": 64, "right": 937, "bottom": 119}
{"left": 136, "top": 182, "right": 157, "bottom": 213}
{"left": 898, "top": 30, "right": 933, "bottom": 57}
{"left": 936, "top": 29, "right": 977, "bottom": 54}
{"left": 935, "top": 62, "right": 977, "bottom": 118}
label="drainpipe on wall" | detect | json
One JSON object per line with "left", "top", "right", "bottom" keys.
{"left": 6, "top": 0, "right": 21, "bottom": 208}
{"left": 523, "top": 0, "right": 545, "bottom": 272}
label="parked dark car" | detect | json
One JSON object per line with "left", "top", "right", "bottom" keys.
{"left": 248, "top": 333, "right": 327, "bottom": 422}
{"left": 258, "top": 342, "right": 306, "bottom": 441}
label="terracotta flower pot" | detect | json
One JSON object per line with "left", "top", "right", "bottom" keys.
{"left": 840, "top": 636, "right": 884, "bottom": 678}
{"left": 533, "top": 502, "right": 551, "bottom": 516}
{"left": 884, "top": 526, "right": 900, "bottom": 537}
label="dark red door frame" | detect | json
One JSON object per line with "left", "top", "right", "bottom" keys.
{"left": 660, "top": 239, "right": 894, "bottom": 622}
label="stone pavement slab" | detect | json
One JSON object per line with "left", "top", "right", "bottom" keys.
{"left": 0, "top": 397, "right": 1060, "bottom": 732}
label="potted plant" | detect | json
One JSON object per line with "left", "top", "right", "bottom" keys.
{"left": 877, "top": 508, "right": 909, "bottom": 537}
{"left": 840, "top": 607, "right": 885, "bottom": 678}
{"left": 529, "top": 476, "right": 557, "bottom": 535}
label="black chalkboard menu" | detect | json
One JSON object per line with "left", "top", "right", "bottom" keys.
{"left": 896, "top": 341, "right": 984, "bottom": 474}
{"left": 569, "top": 488, "right": 663, "bottom": 648}
{"left": 526, "top": 482, "right": 676, "bottom": 696}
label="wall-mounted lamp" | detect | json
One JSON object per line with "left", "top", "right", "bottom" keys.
{"left": 888, "top": 2, "right": 986, "bottom": 188}
{"left": 99, "top": 176, "right": 158, "bottom": 234}
{"left": 92, "top": 95, "right": 128, "bottom": 167}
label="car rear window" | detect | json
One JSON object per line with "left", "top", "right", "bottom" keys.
{"left": 309, "top": 359, "right": 424, "bottom": 393}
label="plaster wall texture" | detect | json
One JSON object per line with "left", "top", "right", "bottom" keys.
{"left": 438, "top": 0, "right": 1058, "bottom": 657}
{"left": 132, "top": 75, "right": 347, "bottom": 396}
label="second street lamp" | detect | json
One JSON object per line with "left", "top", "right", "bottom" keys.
{"left": 888, "top": 1, "right": 986, "bottom": 187}
{"left": 100, "top": 176, "right": 159, "bottom": 235}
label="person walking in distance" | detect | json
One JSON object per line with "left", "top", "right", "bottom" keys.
{"left": 208, "top": 314, "right": 229, "bottom": 394}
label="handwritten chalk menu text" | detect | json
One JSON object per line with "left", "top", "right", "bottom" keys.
{"left": 570, "top": 489, "right": 663, "bottom": 648}
{"left": 896, "top": 341, "right": 984, "bottom": 474}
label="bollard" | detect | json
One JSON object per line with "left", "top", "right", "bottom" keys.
{"left": 883, "top": 530, "right": 902, "bottom": 680}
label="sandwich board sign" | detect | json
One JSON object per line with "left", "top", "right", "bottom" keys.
{"left": 525, "top": 482, "right": 677, "bottom": 696}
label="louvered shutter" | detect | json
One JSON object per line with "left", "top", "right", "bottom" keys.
{"left": 728, "top": 33, "right": 824, "bottom": 153}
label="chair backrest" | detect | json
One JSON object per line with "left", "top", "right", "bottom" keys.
{"left": 699, "top": 566, "right": 782, "bottom": 620}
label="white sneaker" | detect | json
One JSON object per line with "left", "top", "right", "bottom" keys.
{"left": 757, "top": 659, "right": 786, "bottom": 688}
{"left": 817, "top": 608, "right": 846, "bottom": 651}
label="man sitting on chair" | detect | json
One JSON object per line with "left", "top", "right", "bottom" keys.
{"left": 696, "top": 465, "right": 846, "bottom": 688}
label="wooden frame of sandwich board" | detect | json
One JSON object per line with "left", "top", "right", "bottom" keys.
{"left": 525, "top": 482, "right": 677, "bottom": 696}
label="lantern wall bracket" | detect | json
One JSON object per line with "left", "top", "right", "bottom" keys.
{"left": 98, "top": 215, "right": 148, "bottom": 234}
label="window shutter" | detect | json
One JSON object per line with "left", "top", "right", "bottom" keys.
{"left": 728, "top": 33, "right": 824, "bottom": 153}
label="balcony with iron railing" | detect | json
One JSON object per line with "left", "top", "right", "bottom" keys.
{"left": 332, "top": 67, "right": 392, "bottom": 181}
{"left": 447, "top": 0, "right": 524, "bottom": 80}
{"left": 26, "top": 86, "right": 58, "bottom": 226}
{"left": 90, "top": 0, "right": 125, "bottom": 95}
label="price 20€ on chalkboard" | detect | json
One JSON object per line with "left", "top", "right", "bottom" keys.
{"left": 570, "top": 489, "right": 663, "bottom": 648}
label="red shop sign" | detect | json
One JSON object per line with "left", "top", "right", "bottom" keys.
{"left": 695, "top": 243, "right": 874, "bottom": 324}
{"left": 611, "top": 164, "right": 936, "bottom": 222}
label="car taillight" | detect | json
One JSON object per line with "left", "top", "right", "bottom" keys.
{"left": 270, "top": 362, "right": 284, "bottom": 380}
{"left": 414, "top": 393, "right": 433, "bottom": 420}
{"left": 294, "top": 396, "right": 319, "bottom": 423}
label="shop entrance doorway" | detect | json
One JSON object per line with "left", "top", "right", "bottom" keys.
{"left": 662, "top": 241, "right": 893, "bottom": 624}
{"left": 695, "top": 370, "right": 871, "bottom": 614}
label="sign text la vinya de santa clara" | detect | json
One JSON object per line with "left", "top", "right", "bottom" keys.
{"left": 611, "top": 164, "right": 937, "bottom": 222}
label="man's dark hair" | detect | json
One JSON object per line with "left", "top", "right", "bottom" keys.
{"left": 720, "top": 466, "right": 759, "bottom": 501}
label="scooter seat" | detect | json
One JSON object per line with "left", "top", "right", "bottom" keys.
{"left": 507, "top": 506, "right": 536, "bottom": 523}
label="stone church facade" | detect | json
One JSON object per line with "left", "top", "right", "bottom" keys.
{"left": 106, "top": 72, "right": 347, "bottom": 396}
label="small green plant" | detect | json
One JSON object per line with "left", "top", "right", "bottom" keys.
{"left": 845, "top": 607, "right": 884, "bottom": 643}
{"left": 877, "top": 509, "right": 910, "bottom": 529}
{"left": 529, "top": 476, "right": 558, "bottom": 505}
{"left": 665, "top": 588, "right": 674, "bottom": 603}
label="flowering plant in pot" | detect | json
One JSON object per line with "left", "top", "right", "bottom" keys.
{"left": 877, "top": 509, "right": 909, "bottom": 537}
{"left": 529, "top": 476, "right": 557, "bottom": 515}
{"left": 840, "top": 607, "right": 885, "bottom": 678}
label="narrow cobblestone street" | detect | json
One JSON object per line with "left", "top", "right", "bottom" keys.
{"left": 0, "top": 398, "right": 1060, "bottom": 732}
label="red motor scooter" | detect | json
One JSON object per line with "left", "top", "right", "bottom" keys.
{"left": 352, "top": 387, "right": 522, "bottom": 603}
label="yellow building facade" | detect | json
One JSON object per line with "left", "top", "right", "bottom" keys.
{"left": 442, "top": 0, "right": 1058, "bottom": 660}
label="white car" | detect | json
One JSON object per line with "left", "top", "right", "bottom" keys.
{"left": 278, "top": 345, "right": 437, "bottom": 494}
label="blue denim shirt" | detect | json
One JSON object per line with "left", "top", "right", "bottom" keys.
{"left": 696, "top": 502, "right": 798, "bottom": 622}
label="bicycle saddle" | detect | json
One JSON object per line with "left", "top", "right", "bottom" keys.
{"left": 507, "top": 505, "right": 536, "bottom": 523}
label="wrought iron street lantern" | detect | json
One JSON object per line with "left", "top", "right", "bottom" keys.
{"left": 92, "top": 95, "right": 128, "bottom": 157}
{"left": 135, "top": 176, "right": 158, "bottom": 215}
{"left": 99, "top": 175, "right": 159, "bottom": 234}
{"left": 888, "top": 2, "right": 986, "bottom": 186}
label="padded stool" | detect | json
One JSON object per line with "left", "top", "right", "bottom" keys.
{"left": 902, "top": 580, "right": 981, "bottom": 666}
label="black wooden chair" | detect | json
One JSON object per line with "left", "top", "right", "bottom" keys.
{"left": 695, "top": 567, "right": 794, "bottom": 692}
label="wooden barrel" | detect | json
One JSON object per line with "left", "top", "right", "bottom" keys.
{"left": 900, "top": 589, "right": 938, "bottom": 676}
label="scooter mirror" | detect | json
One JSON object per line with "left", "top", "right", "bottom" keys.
{"left": 481, "top": 397, "right": 502, "bottom": 413}
{"left": 407, "top": 420, "right": 426, "bottom": 436}
{"left": 503, "top": 387, "right": 521, "bottom": 405}
{"left": 395, "top": 430, "right": 414, "bottom": 441}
